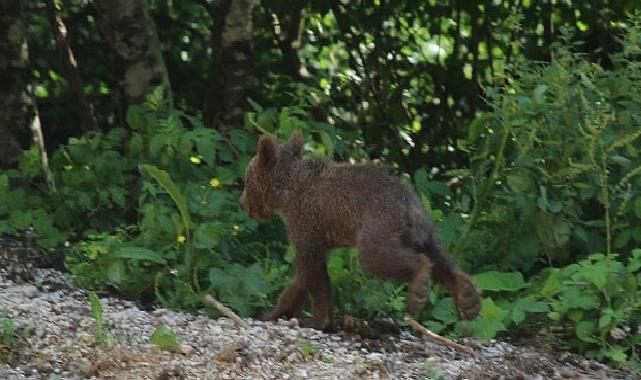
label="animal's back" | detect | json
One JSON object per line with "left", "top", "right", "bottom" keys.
{"left": 284, "top": 161, "right": 428, "bottom": 247}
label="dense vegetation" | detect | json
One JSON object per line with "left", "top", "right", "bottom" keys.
{"left": 0, "top": 0, "right": 640, "bottom": 370}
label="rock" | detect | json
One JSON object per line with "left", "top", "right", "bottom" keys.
{"left": 4, "top": 284, "right": 38, "bottom": 298}
{"left": 179, "top": 345, "right": 193, "bottom": 355}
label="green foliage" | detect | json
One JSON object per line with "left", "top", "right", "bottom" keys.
{"left": 297, "top": 340, "right": 321, "bottom": 360}
{"left": 150, "top": 326, "right": 181, "bottom": 353}
{"left": 0, "top": 313, "right": 34, "bottom": 364}
{"left": 538, "top": 250, "right": 641, "bottom": 364}
{"left": 89, "top": 292, "right": 107, "bottom": 346}
{"left": 0, "top": 173, "right": 67, "bottom": 248}
{"left": 451, "top": 20, "right": 641, "bottom": 275}
{"left": 406, "top": 22, "right": 641, "bottom": 368}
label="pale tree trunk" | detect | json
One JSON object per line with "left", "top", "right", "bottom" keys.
{"left": 205, "top": 0, "right": 256, "bottom": 131}
{"left": 94, "top": 0, "right": 173, "bottom": 118}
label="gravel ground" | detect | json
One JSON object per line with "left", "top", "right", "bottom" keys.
{"left": 0, "top": 241, "right": 638, "bottom": 379}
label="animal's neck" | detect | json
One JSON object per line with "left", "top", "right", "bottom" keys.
{"left": 274, "top": 156, "right": 328, "bottom": 208}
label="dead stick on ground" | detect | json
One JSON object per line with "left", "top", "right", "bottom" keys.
{"left": 204, "top": 294, "right": 250, "bottom": 329}
{"left": 404, "top": 314, "right": 477, "bottom": 357}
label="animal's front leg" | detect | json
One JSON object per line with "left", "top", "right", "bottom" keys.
{"left": 266, "top": 279, "right": 307, "bottom": 321}
{"left": 295, "top": 241, "right": 332, "bottom": 330}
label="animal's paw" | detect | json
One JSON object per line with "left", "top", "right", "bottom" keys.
{"left": 455, "top": 276, "right": 481, "bottom": 320}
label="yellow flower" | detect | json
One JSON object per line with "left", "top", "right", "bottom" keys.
{"left": 190, "top": 156, "right": 202, "bottom": 164}
{"left": 177, "top": 235, "right": 186, "bottom": 244}
{"left": 210, "top": 178, "right": 221, "bottom": 188}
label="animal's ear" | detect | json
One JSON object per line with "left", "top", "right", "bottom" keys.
{"left": 257, "top": 135, "right": 278, "bottom": 168}
{"left": 285, "top": 130, "right": 304, "bottom": 157}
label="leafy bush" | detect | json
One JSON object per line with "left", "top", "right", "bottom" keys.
{"left": 539, "top": 250, "right": 641, "bottom": 365}
{"left": 451, "top": 26, "right": 641, "bottom": 273}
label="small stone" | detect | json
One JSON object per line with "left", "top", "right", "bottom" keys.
{"left": 287, "top": 318, "right": 299, "bottom": 328}
{"left": 77, "top": 358, "right": 94, "bottom": 376}
{"left": 558, "top": 368, "right": 575, "bottom": 378}
{"left": 286, "top": 352, "right": 299, "bottom": 362}
{"left": 180, "top": 344, "right": 194, "bottom": 355}
{"left": 368, "top": 352, "right": 384, "bottom": 363}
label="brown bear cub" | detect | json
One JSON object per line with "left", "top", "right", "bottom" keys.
{"left": 239, "top": 132, "right": 481, "bottom": 330}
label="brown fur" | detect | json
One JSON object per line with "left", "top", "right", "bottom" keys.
{"left": 239, "top": 132, "right": 481, "bottom": 330}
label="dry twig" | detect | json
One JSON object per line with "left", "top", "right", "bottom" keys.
{"left": 404, "top": 314, "right": 477, "bottom": 357}
{"left": 203, "top": 294, "right": 250, "bottom": 329}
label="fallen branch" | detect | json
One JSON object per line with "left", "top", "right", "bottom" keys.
{"left": 404, "top": 314, "right": 477, "bottom": 357}
{"left": 203, "top": 294, "right": 249, "bottom": 329}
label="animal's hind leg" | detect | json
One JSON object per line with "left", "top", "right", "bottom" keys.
{"left": 406, "top": 255, "right": 432, "bottom": 314}
{"left": 356, "top": 231, "right": 433, "bottom": 315}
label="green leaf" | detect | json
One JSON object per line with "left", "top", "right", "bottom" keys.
{"left": 113, "top": 247, "right": 166, "bottom": 264}
{"left": 464, "top": 317, "right": 507, "bottom": 340}
{"left": 512, "top": 297, "right": 548, "bottom": 324}
{"left": 246, "top": 97, "right": 263, "bottom": 112}
{"left": 467, "top": 113, "right": 491, "bottom": 143}
{"left": 209, "top": 267, "right": 237, "bottom": 291}
{"left": 319, "top": 131, "right": 334, "bottom": 157}
{"left": 414, "top": 168, "right": 429, "bottom": 195}
{"left": 106, "top": 261, "right": 125, "bottom": 284}
{"left": 575, "top": 320, "right": 598, "bottom": 343}
{"left": 547, "top": 311, "right": 561, "bottom": 321}
{"left": 541, "top": 269, "right": 564, "bottom": 297}
{"left": 425, "top": 181, "right": 450, "bottom": 196}
{"left": 507, "top": 173, "right": 532, "bottom": 192}
{"left": 479, "top": 298, "right": 509, "bottom": 321}
{"left": 9, "top": 210, "right": 32, "bottom": 229}
{"left": 568, "top": 294, "right": 600, "bottom": 310}
{"left": 533, "top": 84, "right": 548, "bottom": 103}
{"left": 89, "top": 292, "right": 107, "bottom": 346}
{"left": 511, "top": 308, "right": 526, "bottom": 324}
{"left": 193, "top": 223, "right": 223, "bottom": 248}
{"left": 126, "top": 105, "right": 145, "bottom": 130}
{"left": 634, "top": 197, "right": 641, "bottom": 219}
{"left": 473, "top": 271, "right": 527, "bottom": 292}
{"left": 431, "top": 297, "right": 458, "bottom": 324}
{"left": 614, "top": 229, "right": 631, "bottom": 248}
{"left": 150, "top": 326, "right": 181, "bottom": 352}
{"left": 602, "top": 346, "right": 627, "bottom": 363}
{"left": 129, "top": 133, "right": 144, "bottom": 156}
{"left": 598, "top": 314, "right": 612, "bottom": 329}
{"left": 514, "top": 298, "right": 549, "bottom": 313}
{"left": 141, "top": 165, "right": 192, "bottom": 232}
{"left": 2, "top": 312, "right": 15, "bottom": 347}
{"left": 196, "top": 139, "right": 217, "bottom": 165}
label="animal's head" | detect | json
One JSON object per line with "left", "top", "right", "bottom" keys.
{"left": 239, "top": 131, "right": 304, "bottom": 220}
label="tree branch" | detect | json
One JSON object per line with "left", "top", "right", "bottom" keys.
{"left": 404, "top": 314, "right": 478, "bottom": 357}
{"left": 204, "top": 294, "right": 250, "bottom": 329}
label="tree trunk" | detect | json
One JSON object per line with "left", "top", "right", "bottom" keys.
{"left": 94, "top": 0, "right": 173, "bottom": 116}
{"left": 46, "top": 0, "right": 98, "bottom": 132}
{"left": 205, "top": 0, "right": 256, "bottom": 131}
{"left": 269, "top": 6, "right": 309, "bottom": 81}
{"left": 0, "top": 0, "right": 36, "bottom": 169}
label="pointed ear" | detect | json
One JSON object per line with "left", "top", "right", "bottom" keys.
{"left": 257, "top": 135, "right": 278, "bottom": 168}
{"left": 285, "top": 130, "right": 304, "bottom": 157}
